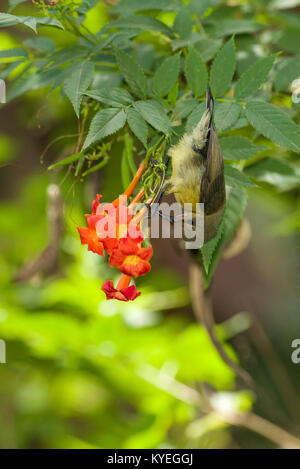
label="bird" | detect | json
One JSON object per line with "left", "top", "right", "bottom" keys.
{"left": 166, "top": 87, "right": 226, "bottom": 241}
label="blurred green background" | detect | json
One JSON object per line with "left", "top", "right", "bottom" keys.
{"left": 1, "top": 0, "right": 300, "bottom": 449}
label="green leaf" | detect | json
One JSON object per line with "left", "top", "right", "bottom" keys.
{"left": 126, "top": 108, "right": 148, "bottom": 147}
{"left": 76, "top": 0, "right": 99, "bottom": 15}
{"left": 201, "top": 222, "right": 224, "bottom": 274}
{"left": 245, "top": 101, "right": 300, "bottom": 153}
{"left": 134, "top": 100, "right": 172, "bottom": 135}
{"left": 234, "top": 55, "right": 277, "bottom": 100}
{"left": 203, "top": 188, "right": 247, "bottom": 287}
{"left": 174, "top": 97, "right": 198, "bottom": 121}
{"left": 222, "top": 189, "right": 247, "bottom": 244}
{"left": 0, "top": 13, "right": 37, "bottom": 32}
{"left": 83, "top": 109, "right": 126, "bottom": 150}
{"left": 194, "top": 36, "right": 222, "bottom": 62}
{"left": 0, "top": 48, "right": 27, "bottom": 59}
{"left": 63, "top": 61, "right": 94, "bottom": 117}
{"left": 214, "top": 102, "right": 240, "bottom": 132}
{"left": 135, "top": 43, "right": 155, "bottom": 72}
{"left": 153, "top": 54, "right": 180, "bottom": 98}
{"left": 210, "top": 36, "right": 235, "bottom": 98}
{"left": 114, "top": 48, "right": 147, "bottom": 99}
{"left": 171, "top": 33, "right": 202, "bottom": 52}
{"left": 224, "top": 165, "right": 257, "bottom": 188}
{"left": 168, "top": 81, "right": 179, "bottom": 106}
{"left": 185, "top": 102, "right": 206, "bottom": 133}
{"left": 8, "top": 0, "right": 27, "bottom": 12}
{"left": 75, "top": 155, "right": 86, "bottom": 177}
{"left": 230, "top": 115, "right": 249, "bottom": 130}
{"left": 51, "top": 62, "right": 83, "bottom": 92}
{"left": 0, "top": 13, "right": 64, "bottom": 33}
{"left": 185, "top": 46, "right": 208, "bottom": 98}
{"left": 85, "top": 87, "right": 133, "bottom": 108}
{"left": 188, "top": 0, "right": 210, "bottom": 17}
{"left": 106, "top": 15, "right": 173, "bottom": 38}
{"left": 0, "top": 61, "right": 23, "bottom": 79}
{"left": 210, "top": 19, "right": 263, "bottom": 38}
{"left": 173, "top": 7, "right": 192, "bottom": 39}
{"left": 35, "top": 17, "right": 65, "bottom": 30}
{"left": 275, "top": 27, "right": 300, "bottom": 54}
{"left": 23, "top": 37, "right": 55, "bottom": 53}
{"left": 48, "top": 152, "right": 83, "bottom": 170}
{"left": 82, "top": 156, "right": 109, "bottom": 176}
{"left": 219, "top": 136, "right": 266, "bottom": 161}
{"left": 244, "top": 157, "right": 300, "bottom": 190}
{"left": 7, "top": 66, "right": 70, "bottom": 101}
{"left": 274, "top": 54, "right": 300, "bottom": 92}
{"left": 111, "top": 0, "right": 180, "bottom": 15}
{"left": 47, "top": 46, "right": 89, "bottom": 68}
{"left": 246, "top": 157, "right": 295, "bottom": 178}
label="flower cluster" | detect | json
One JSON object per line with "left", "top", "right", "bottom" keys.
{"left": 77, "top": 163, "right": 153, "bottom": 301}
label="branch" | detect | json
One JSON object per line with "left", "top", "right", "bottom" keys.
{"left": 14, "top": 184, "right": 63, "bottom": 282}
{"left": 189, "top": 261, "right": 254, "bottom": 388}
{"left": 138, "top": 363, "right": 300, "bottom": 449}
{"left": 214, "top": 409, "right": 300, "bottom": 449}
{"left": 248, "top": 313, "right": 300, "bottom": 422}
{"left": 222, "top": 218, "right": 251, "bottom": 260}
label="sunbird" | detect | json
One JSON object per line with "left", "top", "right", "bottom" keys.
{"left": 166, "top": 87, "right": 226, "bottom": 241}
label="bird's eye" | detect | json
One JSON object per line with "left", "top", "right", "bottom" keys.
{"left": 192, "top": 144, "right": 203, "bottom": 156}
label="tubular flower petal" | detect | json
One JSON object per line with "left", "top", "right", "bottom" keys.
{"left": 86, "top": 214, "right": 103, "bottom": 229}
{"left": 77, "top": 160, "right": 153, "bottom": 301}
{"left": 95, "top": 204, "right": 134, "bottom": 254}
{"left": 100, "top": 224, "right": 143, "bottom": 255}
{"left": 109, "top": 236, "right": 153, "bottom": 278}
{"left": 96, "top": 202, "right": 133, "bottom": 225}
{"left": 77, "top": 195, "right": 106, "bottom": 255}
{"left": 77, "top": 226, "right": 104, "bottom": 256}
{"left": 101, "top": 278, "right": 141, "bottom": 301}
{"left": 102, "top": 237, "right": 119, "bottom": 255}
{"left": 117, "top": 232, "right": 145, "bottom": 254}
{"left": 91, "top": 194, "right": 103, "bottom": 215}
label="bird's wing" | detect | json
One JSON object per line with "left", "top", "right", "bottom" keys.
{"left": 200, "top": 128, "right": 226, "bottom": 215}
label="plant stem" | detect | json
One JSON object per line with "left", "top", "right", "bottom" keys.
{"left": 137, "top": 363, "right": 300, "bottom": 449}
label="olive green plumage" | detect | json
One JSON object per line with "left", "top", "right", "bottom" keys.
{"left": 167, "top": 87, "right": 226, "bottom": 241}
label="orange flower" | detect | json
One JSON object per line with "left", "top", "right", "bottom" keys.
{"left": 77, "top": 213, "right": 104, "bottom": 256}
{"left": 109, "top": 234, "right": 153, "bottom": 278}
{"left": 95, "top": 202, "right": 133, "bottom": 254}
{"left": 91, "top": 194, "right": 102, "bottom": 215}
{"left": 101, "top": 275, "right": 141, "bottom": 301}
{"left": 77, "top": 194, "right": 126, "bottom": 256}
{"left": 77, "top": 162, "right": 153, "bottom": 301}
{"left": 77, "top": 227, "right": 104, "bottom": 255}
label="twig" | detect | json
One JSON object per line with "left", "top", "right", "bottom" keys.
{"left": 40, "top": 133, "right": 82, "bottom": 165}
{"left": 138, "top": 363, "right": 300, "bottom": 449}
{"left": 222, "top": 218, "right": 251, "bottom": 260}
{"left": 137, "top": 363, "right": 203, "bottom": 407}
{"left": 248, "top": 313, "right": 300, "bottom": 422}
{"left": 14, "top": 184, "right": 63, "bottom": 282}
{"left": 214, "top": 409, "right": 300, "bottom": 449}
{"left": 189, "top": 261, "right": 254, "bottom": 388}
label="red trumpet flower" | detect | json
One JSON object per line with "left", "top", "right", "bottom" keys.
{"left": 101, "top": 275, "right": 141, "bottom": 302}
{"left": 109, "top": 234, "right": 153, "bottom": 278}
{"left": 77, "top": 162, "right": 153, "bottom": 301}
{"left": 77, "top": 211, "right": 105, "bottom": 256}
